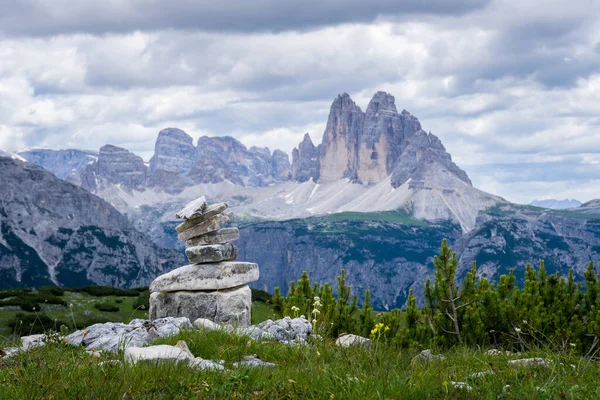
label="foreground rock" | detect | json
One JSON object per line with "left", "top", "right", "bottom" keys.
{"left": 412, "top": 349, "right": 446, "bottom": 363}
{"left": 185, "top": 243, "right": 238, "bottom": 264}
{"left": 150, "top": 286, "right": 252, "bottom": 326}
{"left": 508, "top": 358, "right": 550, "bottom": 368}
{"left": 150, "top": 197, "right": 258, "bottom": 326}
{"left": 335, "top": 334, "right": 372, "bottom": 350}
{"left": 65, "top": 317, "right": 192, "bottom": 353}
{"left": 149, "top": 262, "right": 259, "bottom": 292}
{"left": 186, "top": 228, "right": 240, "bottom": 247}
{"left": 234, "top": 356, "right": 276, "bottom": 368}
{"left": 240, "top": 317, "right": 312, "bottom": 344}
{"left": 177, "top": 212, "right": 233, "bottom": 241}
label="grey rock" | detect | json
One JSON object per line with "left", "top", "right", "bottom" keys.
{"left": 151, "top": 317, "right": 193, "bottom": 337}
{"left": 124, "top": 344, "right": 193, "bottom": 365}
{"left": 508, "top": 358, "right": 550, "bottom": 368}
{"left": 449, "top": 381, "right": 473, "bottom": 392}
{"left": 193, "top": 318, "right": 233, "bottom": 332}
{"left": 469, "top": 370, "right": 495, "bottom": 378}
{"left": 177, "top": 212, "right": 233, "bottom": 241}
{"left": 243, "top": 317, "right": 312, "bottom": 344}
{"left": 176, "top": 196, "right": 208, "bottom": 220}
{"left": 412, "top": 349, "right": 446, "bottom": 363}
{"left": 176, "top": 203, "right": 228, "bottom": 232}
{"left": 189, "top": 357, "right": 226, "bottom": 371}
{"left": 21, "top": 334, "right": 45, "bottom": 350}
{"left": 64, "top": 317, "right": 191, "bottom": 353}
{"left": 233, "top": 356, "right": 276, "bottom": 368}
{"left": 335, "top": 334, "right": 372, "bottom": 350}
{"left": 149, "top": 285, "right": 252, "bottom": 327}
{"left": 1, "top": 347, "right": 21, "bottom": 359}
{"left": 185, "top": 243, "right": 238, "bottom": 264}
{"left": 149, "top": 262, "right": 259, "bottom": 292}
{"left": 291, "top": 133, "right": 320, "bottom": 182}
{"left": 186, "top": 228, "right": 240, "bottom": 247}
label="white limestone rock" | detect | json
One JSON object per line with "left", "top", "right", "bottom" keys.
{"left": 193, "top": 318, "right": 233, "bottom": 333}
{"left": 508, "top": 358, "right": 550, "bottom": 368}
{"left": 65, "top": 317, "right": 191, "bottom": 353}
{"left": 234, "top": 356, "right": 276, "bottom": 368}
{"left": 188, "top": 357, "right": 225, "bottom": 371}
{"left": 185, "top": 228, "right": 240, "bottom": 247}
{"left": 176, "top": 202, "right": 228, "bottom": 232}
{"left": 335, "top": 334, "right": 372, "bottom": 350}
{"left": 177, "top": 212, "right": 233, "bottom": 241}
{"left": 21, "top": 334, "right": 46, "bottom": 350}
{"left": 124, "top": 345, "right": 193, "bottom": 365}
{"left": 411, "top": 349, "right": 446, "bottom": 363}
{"left": 185, "top": 243, "right": 238, "bottom": 264}
{"left": 150, "top": 285, "right": 252, "bottom": 327}
{"left": 240, "top": 317, "right": 312, "bottom": 344}
{"left": 176, "top": 196, "right": 207, "bottom": 220}
{"left": 149, "top": 262, "right": 259, "bottom": 293}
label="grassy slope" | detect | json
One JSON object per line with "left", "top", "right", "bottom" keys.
{"left": 1, "top": 329, "right": 597, "bottom": 399}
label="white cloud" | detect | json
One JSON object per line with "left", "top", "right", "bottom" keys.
{"left": 0, "top": 1, "right": 598, "bottom": 203}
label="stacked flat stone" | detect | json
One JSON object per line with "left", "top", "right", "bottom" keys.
{"left": 149, "top": 196, "right": 259, "bottom": 327}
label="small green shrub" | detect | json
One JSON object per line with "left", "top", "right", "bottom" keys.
{"left": 38, "top": 286, "right": 65, "bottom": 296}
{"left": 251, "top": 288, "right": 272, "bottom": 304}
{"left": 93, "top": 302, "right": 120, "bottom": 312}
{"left": 132, "top": 290, "right": 149, "bottom": 310}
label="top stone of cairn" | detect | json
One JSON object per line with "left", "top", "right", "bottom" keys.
{"left": 176, "top": 195, "right": 208, "bottom": 220}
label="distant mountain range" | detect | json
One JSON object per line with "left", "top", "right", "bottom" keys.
{"left": 4, "top": 90, "right": 600, "bottom": 306}
{"left": 529, "top": 199, "right": 582, "bottom": 209}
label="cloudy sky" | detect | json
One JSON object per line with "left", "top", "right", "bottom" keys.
{"left": 0, "top": 0, "right": 599, "bottom": 204}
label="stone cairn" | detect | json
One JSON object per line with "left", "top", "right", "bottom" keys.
{"left": 149, "top": 196, "right": 259, "bottom": 327}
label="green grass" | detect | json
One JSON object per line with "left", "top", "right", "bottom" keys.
{"left": 0, "top": 291, "right": 148, "bottom": 344}
{"left": 1, "top": 328, "right": 598, "bottom": 399}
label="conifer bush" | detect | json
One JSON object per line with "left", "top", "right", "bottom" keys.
{"left": 274, "top": 239, "right": 600, "bottom": 355}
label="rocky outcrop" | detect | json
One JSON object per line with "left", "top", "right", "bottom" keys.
{"left": 80, "top": 145, "right": 148, "bottom": 192}
{"left": 0, "top": 157, "right": 184, "bottom": 289}
{"left": 16, "top": 149, "right": 98, "bottom": 185}
{"left": 147, "top": 128, "right": 196, "bottom": 193}
{"left": 149, "top": 128, "right": 196, "bottom": 175}
{"left": 189, "top": 136, "right": 289, "bottom": 188}
{"left": 272, "top": 149, "right": 291, "bottom": 181}
{"left": 319, "top": 93, "right": 364, "bottom": 182}
{"left": 390, "top": 130, "right": 471, "bottom": 188}
{"left": 291, "top": 133, "right": 320, "bottom": 182}
{"left": 291, "top": 91, "right": 469, "bottom": 188}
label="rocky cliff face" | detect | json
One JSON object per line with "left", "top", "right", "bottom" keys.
{"left": 149, "top": 128, "right": 196, "bottom": 175}
{"left": 187, "top": 136, "right": 291, "bottom": 187}
{"left": 17, "top": 149, "right": 98, "bottom": 185}
{"left": 80, "top": 145, "right": 148, "bottom": 193}
{"left": 290, "top": 91, "right": 470, "bottom": 191}
{"left": 291, "top": 133, "right": 320, "bottom": 182}
{"left": 236, "top": 205, "right": 600, "bottom": 307}
{"left": 0, "top": 156, "right": 184, "bottom": 289}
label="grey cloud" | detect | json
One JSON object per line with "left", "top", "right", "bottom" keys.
{"left": 0, "top": 0, "right": 490, "bottom": 37}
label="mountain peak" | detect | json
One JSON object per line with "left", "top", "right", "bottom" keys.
{"left": 331, "top": 92, "right": 362, "bottom": 113}
{"left": 366, "top": 91, "right": 398, "bottom": 115}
